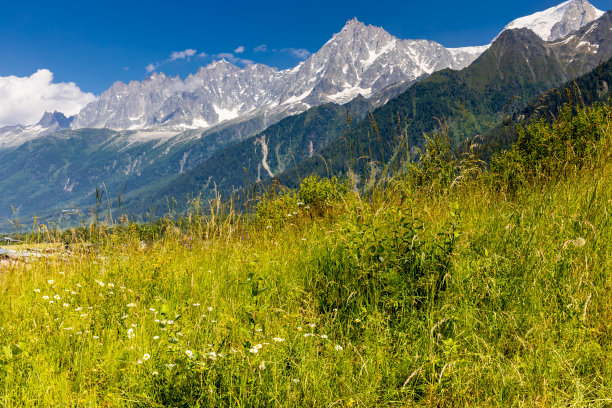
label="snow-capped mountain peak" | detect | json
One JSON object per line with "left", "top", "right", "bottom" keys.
{"left": 502, "top": 0, "right": 604, "bottom": 41}
{"left": 70, "top": 18, "right": 483, "bottom": 132}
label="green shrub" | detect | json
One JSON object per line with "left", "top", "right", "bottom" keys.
{"left": 255, "top": 175, "right": 350, "bottom": 228}
{"left": 489, "top": 101, "right": 611, "bottom": 191}
{"left": 306, "top": 202, "right": 460, "bottom": 327}
{"left": 297, "top": 175, "right": 350, "bottom": 216}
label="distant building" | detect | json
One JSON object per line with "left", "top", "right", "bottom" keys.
{"left": 2, "top": 238, "right": 22, "bottom": 244}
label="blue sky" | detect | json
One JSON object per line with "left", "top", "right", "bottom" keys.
{"left": 0, "top": 0, "right": 609, "bottom": 126}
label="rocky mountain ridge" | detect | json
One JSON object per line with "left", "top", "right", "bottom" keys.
{"left": 0, "top": 0, "right": 604, "bottom": 150}
{"left": 70, "top": 18, "right": 486, "bottom": 133}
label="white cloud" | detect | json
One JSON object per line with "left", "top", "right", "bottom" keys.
{"left": 234, "top": 45, "right": 245, "bottom": 54}
{"left": 0, "top": 69, "right": 97, "bottom": 127}
{"left": 169, "top": 49, "right": 197, "bottom": 61}
{"left": 252, "top": 45, "right": 311, "bottom": 60}
{"left": 147, "top": 49, "right": 204, "bottom": 72}
{"left": 283, "top": 48, "right": 311, "bottom": 60}
{"left": 215, "top": 53, "right": 254, "bottom": 66}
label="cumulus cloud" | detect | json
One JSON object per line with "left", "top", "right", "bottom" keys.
{"left": 254, "top": 44, "right": 268, "bottom": 53}
{"left": 169, "top": 48, "right": 197, "bottom": 61}
{"left": 282, "top": 48, "right": 311, "bottom": 60}
{"left": 234, "top": 45, "right": 245, "bottom": 54}
{"left": 0, "top": 69, "right": 97, "bottom": 127}
{"left": 146, "top": 63, "right": 159, "bottom": 73}
{"left": 215, "top": 53, "right": 254, "bottom": 66}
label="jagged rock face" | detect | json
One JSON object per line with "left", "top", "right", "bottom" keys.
{"left": 38, "top": 111, "right": 73, "bottom": 128}
{"left": 549, "top": 0, "right": 604, "bottom": 40}
{"left": 0, "top": 111, "right": 72, "bottom": 148}
{"left": 282, "top": 19, "right": 469, "bottom": 105}
{"left": 503, "top": 0, "right": 604, "bottom": 41}
{"left": 70, "top": 19, "right": 490, "bottom": 132}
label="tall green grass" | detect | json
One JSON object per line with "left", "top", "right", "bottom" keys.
{"left": 0, "top": 101, "right": 610, "bottom": 406}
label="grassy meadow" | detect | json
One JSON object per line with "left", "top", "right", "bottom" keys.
{"left": 0, "top": 102, "right": 611, "bottom": 406}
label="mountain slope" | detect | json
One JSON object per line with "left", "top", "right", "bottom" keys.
{"left": 120, "top": 96, "right": 375, "bottom": 216}
{"left": 271, "top": 12, "right": 612, "bottom": 188}
{"left": 480, "top": 55, "right": 612, "bottom": 158}
{"left": 119, "top": 12, "right": 612, "bottom": 214}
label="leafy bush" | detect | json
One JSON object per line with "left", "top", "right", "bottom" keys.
{"left": 489, "top": 101, "right": 611, "bottom": 191}
{"left": 306, "top": 202, "right": 460, "bottom": 327}
{"left": 254, "top": 187, "right": 300, "bottom": 229}
{"left": 255, "top": 175, "right": 350, "bottom": 227}
{"left": 297, "top": 175, "right": 350, "bottom": 216}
